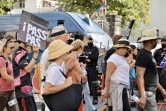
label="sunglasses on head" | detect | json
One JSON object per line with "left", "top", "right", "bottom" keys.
{"left": 5, "top": 39, "right": 13, "bottom": 46}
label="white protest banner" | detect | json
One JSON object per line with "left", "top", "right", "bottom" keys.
{"left": 18, "top": 10, "right": 49, "bottom": 51}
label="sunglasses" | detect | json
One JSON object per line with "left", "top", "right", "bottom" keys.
{"left": 67, "top": 51, "right": 71, "bottom": 54}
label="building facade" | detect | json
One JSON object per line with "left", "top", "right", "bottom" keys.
{"left": 9, "top": 0, "right": 60, "bottom": 14}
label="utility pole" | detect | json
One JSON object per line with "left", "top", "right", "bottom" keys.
{"left": 105, "top": 0, "right": 107, "bottom": 15}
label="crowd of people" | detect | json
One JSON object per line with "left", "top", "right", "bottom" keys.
{"left": 0, "top": 26, "right": 166, "bottom": 111}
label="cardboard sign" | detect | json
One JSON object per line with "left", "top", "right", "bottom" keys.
{"left": 18, "top": 10, "right": 49, "bottom": 51}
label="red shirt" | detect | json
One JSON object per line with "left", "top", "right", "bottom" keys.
{"left": 0, "top": 57, "right": 14, "bottom": 92}
{"left": 65, "top": 54, "right": 84, "bottom": 84}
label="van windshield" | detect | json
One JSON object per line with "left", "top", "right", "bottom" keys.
{"left": 66, "top": 12, "right": 105, "bottom": 33}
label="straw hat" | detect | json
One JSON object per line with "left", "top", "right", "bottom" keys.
{"left": 0, "top": 39, "right": 8, "bottom": 54}
{"left": 47, "top": 26, "right": 67, "bottom": 38}
{"left": 138, "top": 29, "right": 161, "bottom": 42}
{"left": 113, "top": 39, "right": 132, "bottom": 50}
{"left": 48, "top": 40, "right": 73, "bottom": 60}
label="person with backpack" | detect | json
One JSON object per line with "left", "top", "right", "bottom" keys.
{"left": 0, "top": 39, "right": 19, "bottom": 111}
{"left": 12, "top": 34, "right": 39, "bottom": 111}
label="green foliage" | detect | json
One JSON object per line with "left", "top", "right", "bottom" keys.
{"left": 0, "top": 0, "right": 14, "bottom": 15}
{"left": 59, "top": 0, "right": 150, "bottom": 28}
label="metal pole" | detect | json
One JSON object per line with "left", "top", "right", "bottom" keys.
{"left": 105, "top": 0, "right": 107, "bottom": 15}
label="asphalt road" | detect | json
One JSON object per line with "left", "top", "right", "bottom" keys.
{"left": 36, "top": 96, "right": 166, "bottom": 111}
{"left": 92, "top": 97, "right": 166, "bottom": 111}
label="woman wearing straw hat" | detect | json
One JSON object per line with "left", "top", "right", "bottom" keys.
{"left": 44, "top": 40, "right": 74, "bottom": 110}
{"left": 101, "top": 39, "right": 132, "bottom": 111}
{"left": 0, "top": 39, "right": 19, "bottom": 111}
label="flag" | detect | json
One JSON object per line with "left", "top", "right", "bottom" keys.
{"left": 101, "top": 0, "right": 105, "bottom": 3}
{"left": 97, "top": 4, "right": 104, "bottom": 13}
{"left": 160, "top": 55, "right": 166, "bottom": 68}
{"left": 58, "top": 7, "right": 63, "bottom": 12}
{"left": 96, "top": 4, "right": 108, "bottom": 13}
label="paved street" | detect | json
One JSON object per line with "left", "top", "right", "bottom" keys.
{"left": 93, "top": 97, "right": 166, "bottom": 111}
{"left": 36, "top": 96, "right": 166, "bottom": 111}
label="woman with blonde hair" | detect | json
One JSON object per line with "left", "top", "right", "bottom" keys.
{"left": 0, "top": 39, "right": 19, "bottom": 111}
{"left": 43, "top": 40, "right": 79, "bottom": 111}
{"left": 65, "top": 39, "right": 88, "bottom": 111}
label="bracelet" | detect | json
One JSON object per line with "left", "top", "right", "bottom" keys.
{"left": 33, "top": 57, "right": 37, "bottom": 60}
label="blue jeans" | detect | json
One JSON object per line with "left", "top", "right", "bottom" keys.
{"left": 129, "top": 78, "right": 134, "bottom": 96}
{"left": 82, "top": 82, "right": 96, "bottom": 111}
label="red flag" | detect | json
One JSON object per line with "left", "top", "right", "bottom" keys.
{"left": 100, "top": 9, "right": 103, "bottom": 14}
{"left": 101, "top": 0, "right": 105, "bottom": 3}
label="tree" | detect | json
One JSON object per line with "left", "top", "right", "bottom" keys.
{"left": 0, "top": 0, "right": 14, "bottom": 15}
{"left": 59, "top": 0, "right": 150, "bottom": 28}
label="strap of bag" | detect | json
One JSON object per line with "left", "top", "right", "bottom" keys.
{"left": 45, "top": 63, "right": 68, "bottom": 80}
{"left": 59, "top": 69, "right": 68, "bottom": 79}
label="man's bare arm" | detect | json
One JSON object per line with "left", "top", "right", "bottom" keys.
{"left": 136, "top": 66, "right": 146, "bottom": 97}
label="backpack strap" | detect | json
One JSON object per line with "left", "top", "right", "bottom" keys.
{"left": 0, "top": 56, "right": 8, "bottom": 78}
{"left": 0, "top": 56, "right": 8, "bottom": 67}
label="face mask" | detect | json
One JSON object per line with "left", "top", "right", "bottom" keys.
{"left": 137, "top": 43, "right": 142, "bottom": 49}
{"left": 88, "top": 43, "right": 93, "bottom": 47}
{"left": 162, "top": 44, "right": 166, "bottom": 49}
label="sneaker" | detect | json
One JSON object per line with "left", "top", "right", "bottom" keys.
{"left": 92, "top": 100, "right": 98, "bottom": 105}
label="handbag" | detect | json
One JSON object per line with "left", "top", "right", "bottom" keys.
{"left": 42, "top": 69, "right": 83, "bottom": 111}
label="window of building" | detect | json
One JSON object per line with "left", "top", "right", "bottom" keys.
{"left": 19, "top": 0, "right": 25, "bottom": 8}
{"left": 43, "top": 0, "right": 59, "bottom": 7}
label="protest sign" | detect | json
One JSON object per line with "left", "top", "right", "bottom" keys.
{"left": 18, "top": 10, "right": 49, "bottom": 51}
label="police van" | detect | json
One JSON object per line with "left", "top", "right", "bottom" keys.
{"left": 0, "top": 12, "right": 113, "bottom": 49}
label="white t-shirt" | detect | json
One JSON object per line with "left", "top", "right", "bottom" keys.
{"left": 40, "top": 48, "right": 65, "bottom": 81}
{"left": 107, "top": 53, "right": 130, "bottom": 85}
{"left": 46, "top": 62, "right": 66, "bottom": 86}
{"left": 40, "top": 48, "right": 48, "bottom": 81}
{"left": 40, "top": 49, "right": 65, "bottom": 94}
